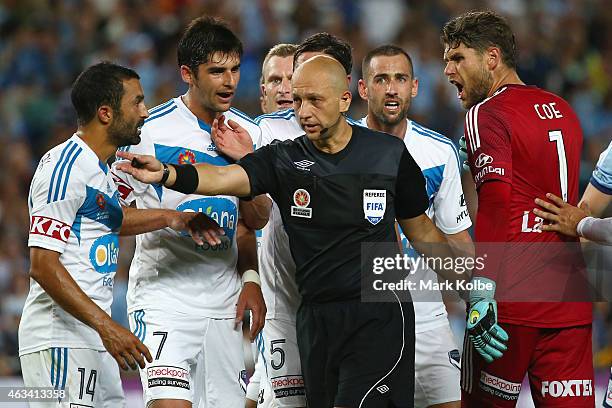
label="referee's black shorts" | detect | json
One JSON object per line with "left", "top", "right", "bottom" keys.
{"left": 296, "top": 298, "right": 415, "bottom": 407}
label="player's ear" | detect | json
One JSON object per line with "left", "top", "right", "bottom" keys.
{"left": 411, "top": 78, "right": 419, "bottom": 98}
{"left": 486, "top": 47, "right": 501, "bottom": 71}
{"left": 97, "top": 105, "right": 112, "bottom": 125}
{"left": 339, "top": 90, "right": 352, "bottom": 113}
{"left": 180, "top": 65, "right": 194, "bottom": 85}
{"left": 357, "top": 79, "right": 368, "bottom": 101}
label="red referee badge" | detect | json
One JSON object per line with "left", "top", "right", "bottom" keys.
{"left": 291, "top": 189, "right": 312, "bottom": 218}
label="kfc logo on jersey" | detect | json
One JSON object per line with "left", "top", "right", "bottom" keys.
{"left": 30, "top": 216, "right": 71, "bottom": 243}
{"left": 541, "top": 380, "right": 592, "bottom": 398}
{"left": 291, "top": 189, "right": 312, "bottom": 218}
{"left": 475, "top": 153, "right": 494, "bottom": 168}
{"left": 363, "top": 189, "right": 386, "bottom": 225}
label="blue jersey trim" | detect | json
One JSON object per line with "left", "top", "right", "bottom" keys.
{"left": 591, "top": 176, "right": 612, "bottom": 195}
{"left": 60, "top": 348, "right": 68, "bottom": 390}
{"left": 229, "top": 107, "right": 257, "bottom": 125}
{"left": 197, "top": 118, "right": 212, "bottom": 133}
{"left": 51, "top": 143, "right": 80, "bottom": 202}
{"left": 48, "top": 141, "right": 75, "bottom": 203}
{"left": 50, "top": 347, "right": 57, "bottom": 387}
{"left": 254, "top": 109, "right": 295, "bottom": 124}
{"left": 411, "top": 123, "right": 461, "bottom": 170}
{"left": 149, "top": 100, "right": 175, "bottom": 115}
{"left": 58, "top": 147, "right": 83, "bottom": 201}
{"left": 145, "top": 104, "right": 177, "bottom": 124}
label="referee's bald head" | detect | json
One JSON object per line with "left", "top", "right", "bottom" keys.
{"left": 292, "top": 55, "right": 348, "bottom": 94}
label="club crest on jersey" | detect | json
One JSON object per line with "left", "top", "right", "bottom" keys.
{"left": 178, "top": 149, "right": 196, "bottom": 164}
{"left": 363, "top": 189, "right": 386, "bottom": 225}
{"left": 96, "top": 193, "right": 106, "bottom": 210}
{"left": 291, "top": 189, "right": 312, "bottom": 218}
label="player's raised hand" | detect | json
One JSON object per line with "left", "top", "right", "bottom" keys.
{"left": 212, "top": 114, "right": 254, "bottom": 161}
{"left": 115, "top": 151, "right": 164, "bottom": 184}
{"left": 96, "top": 317, "right": 153, "bottom": 370}
{"left": 166, "top": 211, "right": 225, "bottom": 246}
{"left": 466, "top": 277, "right": 509, "bottom": 363}
{"left": 235, "top": 278, "right": 266, "bottom": 342}
{"left": 533, "top": 193, "right": 589, "bottom": 237}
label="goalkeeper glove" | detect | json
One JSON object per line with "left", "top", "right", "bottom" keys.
{"left": 467, "top": 277, "right": 509, "bottom": 363}
{"left": 458, "top": 135, "right": 470, "bottom": 172}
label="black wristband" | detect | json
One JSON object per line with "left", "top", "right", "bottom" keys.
{"left": 159, "top": 163, "right": 170, "bottom": 185}
{"left": 170, "top": 164, "right": 199, "bottom": 194}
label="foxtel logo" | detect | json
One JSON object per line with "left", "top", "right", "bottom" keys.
{"left": 30, "top": 216, "right": 71, "bottom": 242}
{"left": 541, "top": 380, "right": 592, "bottom": 398}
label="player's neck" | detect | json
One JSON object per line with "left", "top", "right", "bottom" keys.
{"left": 488, "top": 69, "right": 524, "bottom": 97}
{"left": 182, "top": 92, "right": 219, "bottom": 125}
{"left": 75, "top": 127, "right": 116, "bottom": 163}
{"left": 311, "top": 117, "right": 352, "bottom": 154}
{"left": 366, "top": 114, "right": 407, "bottom": 140}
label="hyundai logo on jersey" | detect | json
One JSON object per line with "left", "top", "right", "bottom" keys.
{"left": 89, "top": 234, "right": 119, "bottom": 274}
{"left": 176, "top": 197, "right": 237, "bottom": 243}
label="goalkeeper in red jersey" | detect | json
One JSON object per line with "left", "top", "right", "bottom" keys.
{"left": 442, "top": 11, "right": 594, "bottom": 407}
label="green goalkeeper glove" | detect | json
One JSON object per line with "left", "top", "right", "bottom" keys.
{"left": 467, "top": 277, "right": 509, "bottom": 363}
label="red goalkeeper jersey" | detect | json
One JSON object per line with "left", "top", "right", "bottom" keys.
{"left": 464, "top": 84, "right": 592, "bottom": 328}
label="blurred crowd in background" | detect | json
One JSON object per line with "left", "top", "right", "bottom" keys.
{"left": 0, "top": 0, "right": 610, "bottom": 378}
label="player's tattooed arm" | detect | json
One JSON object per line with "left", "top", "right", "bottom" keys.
{"left": 120, "top": 206, "right": 224, "bottom": 246}
{"left": 29, "top": 247, "right": 153, "bottom": 370}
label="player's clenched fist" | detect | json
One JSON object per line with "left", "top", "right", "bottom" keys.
{"left": 96, "top": 317, "right": 153, "bottom": 370}
{"left": 115, "top": 151, "right": 164, "bottom": 184}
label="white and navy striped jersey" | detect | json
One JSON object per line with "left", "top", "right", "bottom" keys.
{"left": 20, "top": 134, "right": 123, "bottom": 354}
{"left": 592, "top": 139, "right": 612, "bottom": 194}
{"left": 111, "top": 96, "right": 261, "bottom": 317}
{"left": 358, "top": 117, "right": 472, "bottom": 332}
{"left": 255, "top": 109, "right": 304, "bottom": 321}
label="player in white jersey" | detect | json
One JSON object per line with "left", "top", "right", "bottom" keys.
{"left": 21, "top": 62, "right": 220, "bottom": 408}
{"left": 246, "top": 43, "right": 298, "bottom": 408}
{"left": 110, "top": 17, "right": 266, "bottom": 408}
{"left": 357, "top": 45, "right": 473, "bottom": 408}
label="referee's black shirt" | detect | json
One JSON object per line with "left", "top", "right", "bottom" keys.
{"left": 238, "top": 124, "right": 428, "bottom": 303}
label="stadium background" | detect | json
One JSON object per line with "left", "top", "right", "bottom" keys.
{"left": 0, "top": 0, "right": 610, "bottom": 406}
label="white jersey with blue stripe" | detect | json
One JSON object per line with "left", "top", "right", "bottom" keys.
{"left": 255, "top": 109, "right": 304, "bottom": 321}
{"left": 358, "top": 117, "right": 472, "bottom": 332}
{"left": 591, "top": 139, "right": 612, "bottom": 194}
{"left": 111, "top": 96, "right": 261, "bottom": 318}
{"left": 20, "top": 134, "right": 123, "bottom": 355}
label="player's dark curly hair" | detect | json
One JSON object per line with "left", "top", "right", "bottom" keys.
{"left": 294, "top": 32, "right": 353, "bottom": 76}
{"left": 71, "top": 61, "right": 139, "bottom": 126}
{"left": 441, "top": 11, "right": 517, "bottom": 69}
{"left": 178, "top": 16, "right": 243, "bottom": 76}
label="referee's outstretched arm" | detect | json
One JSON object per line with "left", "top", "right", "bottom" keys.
{"left": 115, "top": 150, "right": 253, "bottom": 197}
{"left": 399, "top": 214, "right": 469, "bottom": 282}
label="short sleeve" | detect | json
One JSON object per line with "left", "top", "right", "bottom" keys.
{"left": 591, "top": 140, "right": 612, "bottom": 194}
{"left": 395, "top": 147, "right": 429, "bottom": 219}
{"left": 236, "top": 144, "right": 280, "bottom": 198}
{"left": 464, "top": 105, "right": 512, "bottom": 188}
{"left": 28, "top": 159, "right": 86, "bottom": 253}
{"left": 433, "top": 147, "right": 472, "bottom": 233}
{"left": 110, "top": 128, "right": 155, "bottom": 205}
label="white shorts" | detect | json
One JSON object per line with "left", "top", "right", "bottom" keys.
{"left": 414, "top": 323, "right": 461, "bottom": 407}
{"left": 246, "top": 356, "right": 277, "bottom": 408}
{"left": 20, "top": 348, "right": 124, "bottom": 408}
{"left": 258, "top": 318, "right": 305, "bottom": 407}
{"left": 129, "top": 308, "right": 245, "bottom": 407}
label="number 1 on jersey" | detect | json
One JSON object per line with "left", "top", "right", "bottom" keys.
{"left": 548, "top": 130, "right": 568, "bottom": 202}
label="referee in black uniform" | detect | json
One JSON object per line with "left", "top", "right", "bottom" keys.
{"left": 117, "top": 56, "right": 458, "bottom": 408}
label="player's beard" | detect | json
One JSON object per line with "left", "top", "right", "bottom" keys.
{"left": 374, "top": 98, "right": 409, "bottom": 127}
{"left": 109, "top": 112, "right": 143, "bottom": 148}
{"left": 464, "top": 65, "right": 494, "bottom": 109}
